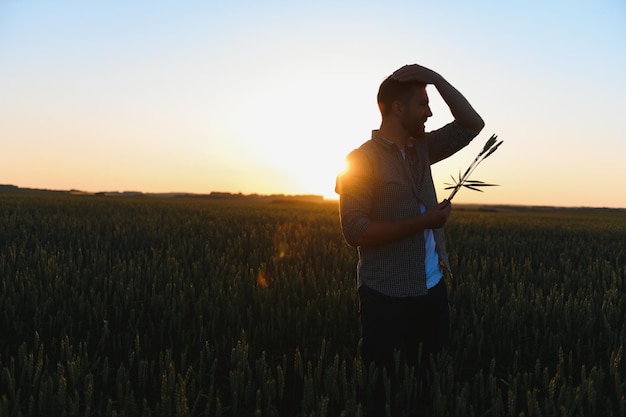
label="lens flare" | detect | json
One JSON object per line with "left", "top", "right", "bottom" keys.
{"left": 273, "top": 222, "right": 309, "bottom": 259}
{"left": 256, "top": 269, "right": 270, "bottom": 288}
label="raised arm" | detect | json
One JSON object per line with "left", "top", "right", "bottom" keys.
{"left": 392, "top": 64, "right": 485, "bottom": 135}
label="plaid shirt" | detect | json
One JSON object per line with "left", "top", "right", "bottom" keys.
{"left": 336, "top": 122, "right": 477, "bottom": 296}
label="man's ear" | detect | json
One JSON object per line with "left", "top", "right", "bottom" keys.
{"left": 391, "top": 100, "right": 404, "bottom": 117}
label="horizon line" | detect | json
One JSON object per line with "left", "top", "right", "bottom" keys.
{"left": 2, "top": 183, "right": 625, "bottom": 211}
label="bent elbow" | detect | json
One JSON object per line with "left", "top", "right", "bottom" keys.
{"left": 468, "top": 117, "right": 485, "bottom": 136}
{"left": 341, "top": 218, "right": 370, "bottom": 248}
{"left": 343, "top": 229, "right": 364, "bottom": 248}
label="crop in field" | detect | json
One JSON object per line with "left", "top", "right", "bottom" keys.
{"left": 0, "top": 193, "right": 624, "bottom": 416}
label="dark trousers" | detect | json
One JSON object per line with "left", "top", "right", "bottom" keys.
{"left": 358, "top": 280, "right": 450, "bottom": 416}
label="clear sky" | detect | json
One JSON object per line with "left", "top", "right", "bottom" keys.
{"left": 1, "top": 1, "right": 625, "bottom": 208}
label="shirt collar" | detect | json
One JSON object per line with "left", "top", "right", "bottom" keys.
{"left": 371, "top": 130, "right": 415, "bottom": 150}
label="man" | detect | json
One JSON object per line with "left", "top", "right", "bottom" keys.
{"left": 335, "top": 64, "right": 484, "bottom": 415}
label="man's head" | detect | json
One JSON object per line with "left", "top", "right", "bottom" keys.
{"left": 377, "top": 76, "right": 432, "bottom": 138}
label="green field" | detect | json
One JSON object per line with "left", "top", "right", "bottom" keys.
{"left": 0, "top": 193, "right": 624, "bottom": 416}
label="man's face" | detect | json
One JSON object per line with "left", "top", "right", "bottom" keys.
{"left": 400, "top": 85, "right": 432, "bottom": 138}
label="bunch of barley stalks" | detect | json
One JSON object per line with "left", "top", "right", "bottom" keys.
{"left": 446, "top": 133, "right": 503, "bottom": 201}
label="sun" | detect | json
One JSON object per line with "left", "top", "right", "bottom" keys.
{"left": 296, "top": 155, "right": 346, "bottom": 200}
{"left": 229, "top": 63, "right": 376, "bottom": 200}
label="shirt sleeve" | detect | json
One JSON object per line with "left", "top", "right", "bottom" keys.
{"left": 427, "top": 121, "right": 478, "bottom": 164}
{"left": 335, "top": 148, "right": 374, "bottom": 247}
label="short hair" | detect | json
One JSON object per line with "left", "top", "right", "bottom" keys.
{"left": 377, "top": 76, "right": 425, "bottom": 115}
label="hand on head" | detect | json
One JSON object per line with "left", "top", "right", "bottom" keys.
{"left": 391, "top": 64, "right": 441, "bottom": 84}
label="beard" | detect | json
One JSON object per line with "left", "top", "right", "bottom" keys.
{"left": 401, "top": 115, "right": 426, "bottom": 138}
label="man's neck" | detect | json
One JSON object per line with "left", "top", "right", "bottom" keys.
{"left": 378, "top": 122, "right": 410, "bottom": 150}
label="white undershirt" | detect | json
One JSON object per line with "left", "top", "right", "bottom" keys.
{"left": 420, "top": 204, "right": 443, "bottom": 289}
{"left": 401, "top": 148, "right": 442, "bottom": 289}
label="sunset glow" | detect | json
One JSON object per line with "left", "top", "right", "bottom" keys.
{"left": 1, "top": 1, "right": 625, "bottom": 207}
